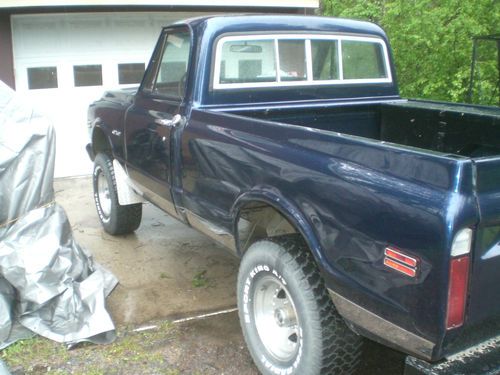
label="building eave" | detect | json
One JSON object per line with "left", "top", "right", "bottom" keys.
{"left": 0, "top": 0, "right": 319, "bottom": 9}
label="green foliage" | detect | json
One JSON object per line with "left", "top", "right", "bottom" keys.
{"left": 1, "top": 324, "right": 176, "bottom": 374}
{"left": 321, "top": 0, "right": 500, "bottom": 105}
{"left": 1, "top": 337, "right": 69, "bottom": 368}
{"left": 192, "top": 269, "right": 208, "bottom": 288}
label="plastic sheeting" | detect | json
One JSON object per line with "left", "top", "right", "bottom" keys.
{"left": 0, "top": 81, "right": 118, "bottom": 350}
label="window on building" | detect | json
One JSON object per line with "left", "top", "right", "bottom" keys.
{"left": 27, "top": 67, "right": 58, "bottom": 90}
{"left": 74, "top": 65, "right": 103, "bottom": 87}
{"left": 118, "top": 63, "right": 145, "bottom": 85}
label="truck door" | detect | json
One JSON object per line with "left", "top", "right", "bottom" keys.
{"left": 124, "top": 27, "right": 190, "bottom": 217}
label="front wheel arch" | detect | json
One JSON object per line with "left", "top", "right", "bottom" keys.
{"left": 91, "top": 126, "right": 113, "bottom": 158}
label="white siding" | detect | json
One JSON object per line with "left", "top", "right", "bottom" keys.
{"left": 12, "top": 12, "right": 207, "bottom": 177}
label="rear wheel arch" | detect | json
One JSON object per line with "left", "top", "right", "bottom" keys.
{"left": 231, "top": 192, "right": 325, "bottom": 264}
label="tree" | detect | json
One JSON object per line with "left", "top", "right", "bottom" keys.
{"left": 321, "top": 0, "right": 500, "bottom": 104}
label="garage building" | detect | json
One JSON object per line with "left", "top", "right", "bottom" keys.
{"left": 0, "top": 1, "right": 318, "bottom": 177}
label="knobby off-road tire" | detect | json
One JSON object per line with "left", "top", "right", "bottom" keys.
{"left": 237, "top": 235, "right": 362, "bottom": 375}
{"left": 93, "top": 153, "right": 142, "bottom": 235}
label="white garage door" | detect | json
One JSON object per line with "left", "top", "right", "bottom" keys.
{"left": 12, "top": 12, "right": 206, "bottom": 177}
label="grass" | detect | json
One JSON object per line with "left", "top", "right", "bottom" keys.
{"left": 191, "top": 270, "right": 208, "bottom": 288}
{"left": 1, "top": 337, "right": 69, "bottom": 368}
{"left": 1, "top": 321, "right": 181, "bottom": 375}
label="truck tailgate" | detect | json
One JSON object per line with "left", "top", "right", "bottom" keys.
{"left": 468, "top": 157, "right": 500, "bottom": 324}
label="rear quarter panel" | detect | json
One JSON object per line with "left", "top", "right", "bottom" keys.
{"left": 180, "top": 108, "right": 478, "bottom": 358}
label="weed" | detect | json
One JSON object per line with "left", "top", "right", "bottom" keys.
{"left": 192, "top": 269, "right": 208, "bottom": 288}
{"left": 1, "top": 337, "right": 69, "bottom": 368}
{"left": 1, "top": 321, "right": 177, "bottom": 374}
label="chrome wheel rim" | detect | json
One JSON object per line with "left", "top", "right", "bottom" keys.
{"left": 96, "top": 168, "right": 111, "bottom": 220}
{"left": 253, "top": 275, "right": 300, "bottom": 362}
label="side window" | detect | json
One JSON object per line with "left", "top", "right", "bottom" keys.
{"left": 219, "top": 40, "right": 276, "bottom": 84}
{"left": 153, "top": 30, "right": 191, "bottom": 99}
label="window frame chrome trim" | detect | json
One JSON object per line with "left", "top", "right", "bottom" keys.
{"left": 213, "top": 33, "right": 393, "bottom": 90}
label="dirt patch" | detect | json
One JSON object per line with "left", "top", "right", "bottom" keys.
{"left": 2, "top": 312, "right": 258, "bottom": 375}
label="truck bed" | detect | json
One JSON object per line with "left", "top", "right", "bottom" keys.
{"left": 231, "top": 99, "right": 500, "bottom": 158}
{"left": 196, "top": 99, "right": 500, "bottom": 359}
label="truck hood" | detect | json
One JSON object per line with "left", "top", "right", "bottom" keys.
{"left": 101, "top": 86, "right": 138, "bottom": 106}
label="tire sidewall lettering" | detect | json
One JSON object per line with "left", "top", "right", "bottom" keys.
{"left": 93, "top": 166, "right": 105, "bottom": 221}
{"left": 242, "top": 263, "right": 303, "bottom": 374}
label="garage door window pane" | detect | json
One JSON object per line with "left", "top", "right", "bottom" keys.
{"left": 74, "top": 65, "right": 103, "bottom": 87}
{"left": 118, "top": 63, "right": 145, "bottom": 85}
{"left": 27, "top": 67, "right": 58, "bottom": 90}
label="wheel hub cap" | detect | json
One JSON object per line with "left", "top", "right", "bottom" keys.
{"left": 253, "top": 275, "right": 300, "bottom": 362}
{"left": 274, "top": 305, "right": 296, "bottom": 327}
{"left": 96, "top": 169, "right": 111, "bottom": 219}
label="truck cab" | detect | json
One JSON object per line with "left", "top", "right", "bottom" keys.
{"left": 87, "top": 15, "right": 500, "bottom": 375}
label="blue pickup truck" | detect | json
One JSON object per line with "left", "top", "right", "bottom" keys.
{"left": 86, "top": 15, "right": 500, "bottom": 375}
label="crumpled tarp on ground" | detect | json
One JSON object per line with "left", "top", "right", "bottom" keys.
{"left": 0, "top": 81, "right": 118, "bottom": 350}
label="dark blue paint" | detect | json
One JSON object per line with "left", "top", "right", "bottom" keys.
{"left": 181, "top": 108, "right": 480, "bottom": 359}
{"left": 87, "top": 15, "right": 500, "bottom": 363}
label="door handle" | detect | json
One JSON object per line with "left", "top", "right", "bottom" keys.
{"left": 155, "top": 114, "right": 183, "bottom": 128}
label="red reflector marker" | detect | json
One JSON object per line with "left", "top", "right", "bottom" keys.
{"left": 385, "top": 248, "right": 418, "bottom": 268}
{"left": 383, "top": 257, "right": 416, "bottom": 277}
{"left": 384, "top": 247, "right": 418, "bottom": 277}
{"left": 446, "top": 256, "right": 470, "bottom": 330}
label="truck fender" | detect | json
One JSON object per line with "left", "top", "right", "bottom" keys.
{"left": 231, "top": 188, "right": 330, "bottom": 272}
{"left": 112, "top": 160, "right": 145, "bottom": 205}
{"left": 90, "top": 119, "right": 122, "bottom": 159}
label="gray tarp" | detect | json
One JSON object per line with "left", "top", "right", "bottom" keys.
{"left": 0, "top": 81, "right": 117, "bottom": 351}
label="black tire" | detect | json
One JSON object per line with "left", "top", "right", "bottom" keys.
{"left": 237, "top": 235, "right": 362, "bottom": 375}
{"left": 92, "top": 152, "right": 142, "bottom": 235}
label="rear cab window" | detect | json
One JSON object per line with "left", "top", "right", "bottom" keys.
{"left": 213, "top": 34, "right": 391, "bottom": 90}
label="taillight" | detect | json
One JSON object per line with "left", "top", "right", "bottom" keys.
{"left": 446, "top": 229, "right": 473, "bottom": 330}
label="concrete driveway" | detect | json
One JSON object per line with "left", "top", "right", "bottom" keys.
{"left": 55, "top": 176, "right": 239, "bottom": 326}
{"left": 53, "top": 176, "right": 406, "bottom": 375}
